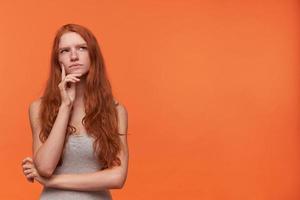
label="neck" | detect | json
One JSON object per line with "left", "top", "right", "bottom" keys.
{"left": 74, "top": 74, "right": 87, "bottom": 104}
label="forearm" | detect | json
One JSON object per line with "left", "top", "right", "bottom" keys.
{"left": 34, "top": 104, "right": 72, "bottom": 176}
{"left": 46, "top": 168, "right": 125, "bottom": 191}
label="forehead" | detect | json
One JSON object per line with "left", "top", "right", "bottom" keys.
{"left": 59, "top": 32, "right": 87, "bottom": 48}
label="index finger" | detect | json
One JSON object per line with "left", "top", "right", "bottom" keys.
{"left": 61, "top": 63, "right": 66, "bottom": 80}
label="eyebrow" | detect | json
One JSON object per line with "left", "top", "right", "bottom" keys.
{"left": 59, "top": 43, "right": 88, "bottom": 50}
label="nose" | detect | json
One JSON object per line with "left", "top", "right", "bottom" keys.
{"left": 70, "top": 49, "right": 79, "bottom": 61}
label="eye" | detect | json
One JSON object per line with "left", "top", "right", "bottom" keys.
{"left": 79, "top": 46, "right": 87, "bottom": 50}
{"left": 60, "top": 49, "right": 68, "bottom": 54}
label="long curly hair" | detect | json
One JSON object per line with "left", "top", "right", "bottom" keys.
{"left": 39, "top": 23, "right": 122, "bottom": 169}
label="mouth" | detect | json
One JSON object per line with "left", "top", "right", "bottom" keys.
{"left": 69, "top": 64, "right": 83, "bottom": 68}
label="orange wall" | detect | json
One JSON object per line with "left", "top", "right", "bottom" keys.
{"left": 0, "top": 1, "right": 299, "bottom": 199}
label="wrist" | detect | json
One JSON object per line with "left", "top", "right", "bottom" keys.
{"left": 45, "top": 175, "right": 59, "bottom": 188}
{"left": 43, "top": 178, "right": 51, "bottom": 187}
{"left": 60, "top": 103, "right": 73, "bottom": 110}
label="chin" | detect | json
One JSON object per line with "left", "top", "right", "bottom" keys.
{"left": 78, "top": 70, "right": 89, "bottom": 76}
{"left": 71, "top": 68, "right": 84, "bottom": 73}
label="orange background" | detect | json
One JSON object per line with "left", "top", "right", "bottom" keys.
{"left": 0, "top": 0, "right": 299, "bottom": 199}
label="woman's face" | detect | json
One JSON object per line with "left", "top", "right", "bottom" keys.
{"left": 58, "top": 32, "right": 91, "bottom": 76}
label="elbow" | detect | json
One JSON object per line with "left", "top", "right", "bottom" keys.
{"left": 37, "top": 167, "right": 54, "bottom": 178}
{"left": 34, "top": 162, "right": 54, "bottom": 178}
{"left": 33, "top": 154, "right": 58, "bottom": 178}
{"left": 39, "top": 169, "right": 53, "bottom": 178}
{"left": 112, "top": 174, "right": 127, "bottom": 189}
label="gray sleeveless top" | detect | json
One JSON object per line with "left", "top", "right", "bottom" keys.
{"left": 39, "top": 133, "right": 112, "bottom": 200}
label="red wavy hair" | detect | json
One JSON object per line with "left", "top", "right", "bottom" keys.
{"left": 39, "top": 23, "right": 122, "bottom": 169}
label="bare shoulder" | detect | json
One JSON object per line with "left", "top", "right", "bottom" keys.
{"left": 28, "top": 98, "right": 44, "bottom": 155}
{"left": 28, "top": 97, "right": 43, "bottom": 134}
{"left": 113, "top": 98, "right": 127, "bottom": 114}
{"left": 29, "top": 98, "right": 42, "bottom": 117}
{"left": 115, "top": 101, "right": 127, "bottom": 117}
{"left": 114, "top": 100, "right": 128, "bottom": 134}
{"left": 29, "top": 97, "right": 42, "bottom": 109}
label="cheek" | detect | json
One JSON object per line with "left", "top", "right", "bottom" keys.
{"left": 58, "top": 55, "right": 67, "bottom": 63}
{"left": 83, "top": 54, "right": 91, "bottom": 65}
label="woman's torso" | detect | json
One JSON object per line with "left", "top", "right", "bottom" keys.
{"left": 40, "top": 102, "right": 112, "bottom": 200}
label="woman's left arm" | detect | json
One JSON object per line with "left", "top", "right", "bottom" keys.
{"left": 23, "top": 103, "right": 129, "bottom": 191}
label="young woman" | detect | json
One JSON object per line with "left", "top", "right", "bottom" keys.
{"left": 21, "top": 24, "right": 129, "bottom": 199}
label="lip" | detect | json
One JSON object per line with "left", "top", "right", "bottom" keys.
{"left": 69, "top": 64, "right": 83, "bottom": 68}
